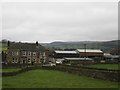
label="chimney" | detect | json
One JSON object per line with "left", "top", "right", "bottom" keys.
{"left": 7, "top": 41, "right": 10, "bottom": 49}
{"left": 8, "top": 41, "right": 10, "bottom": 46}
{"left": 36, "top": 41, "right": 38, "bottom": 46}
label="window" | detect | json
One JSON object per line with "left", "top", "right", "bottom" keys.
{"left": 40, "top": 52, "right": 42, "bottom": 56}
{"left": 28, "top": 52, "right": 31, "bottom": 56}
{"left": 15, "top": 58, "right": 18, "bottom": 63}
{"left": 16, "top": 52, "right": 19, "bottom": 56}
{"left": 28, "top": 58, "right": 31, "bottom": 63}
{"left": 39, "top": 59, "right": 41, "bottom": 63}
{"left": 22, "top": 51, "right": 26, "bottom": 56}
{"left": 33, "top": 52, "right": 36, "bottom": 56}
{"left": 33, "top": 58, "right": 36, "bottom": 63}
{"left": 12, "top": 52, "right": 18, "bottom": 56}
{"left": 12, "top": 58, "right": 15, "bottom": 63}
{"left": 40, "top": 58, "right": 44, "bottom": 63}
{"left": 12, "top": 52, "right": 15, "bottom": 56}
{"left": 43, "top": 52, "right": 45, "bottom": 56}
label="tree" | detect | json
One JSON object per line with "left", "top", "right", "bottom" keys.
{"left": 110, "top": 48, "right": 119, "bottom": 55}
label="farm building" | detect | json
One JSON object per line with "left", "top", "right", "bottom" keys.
{"left": 104, "top": 53, "right": 120, "bottom": 60}
{"left": 53, "top": 51, "right": 80, "bottom": 58}
{"left": 7, "top": 41, "right": 47, "bottom": 64}
{"left": 51, "top": 50, "right": 80, "bottom": 63}
{"left": 51, "top": 49, "right": 104, "bottom": 63}
{"left": 76, "top": 49, "right": 104, "bottom": 59}
{"left": 63, "top": 58, "right": 94, "bottom": 65}
{"left": 103, "top": 53, "right": 112, "bottom": 60}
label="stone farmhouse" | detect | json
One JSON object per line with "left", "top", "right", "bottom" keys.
{"left": 7, "top": 41, "right": 47, "bottom": 64}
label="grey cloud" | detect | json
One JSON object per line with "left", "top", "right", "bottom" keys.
{"left": 2, "top": 2, "right": 118, "bottom": 43}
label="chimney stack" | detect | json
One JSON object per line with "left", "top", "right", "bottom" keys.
{"left": 8, "top": 41, "right": 10, "bottom": 46}
{"left": 7, "top": 41, "right": 10, "bottom": 49}
{"left": 36, "top": 41, "right": 38, "bottom": 46}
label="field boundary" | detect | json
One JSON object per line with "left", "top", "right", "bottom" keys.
{"left": 1, "top": 65, "right": 120, "bottom": 82}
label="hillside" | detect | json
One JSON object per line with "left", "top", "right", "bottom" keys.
{"left": 0, "top": 40, "right": 119, "bottom": 54}
{"left": 40, "top": 40, "right": 119, "bottom": 54}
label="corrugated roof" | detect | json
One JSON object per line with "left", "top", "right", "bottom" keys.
{"left": 77, "top": 49, "right": 103, "bottom": 53}
{"left": 64, "top": 58, "right": 93, "bottom": 60}
{"left": 55, "top": 51, "right": 77, "bottom": 54}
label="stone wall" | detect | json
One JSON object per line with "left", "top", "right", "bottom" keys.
{"left": 1, "top": 65, "right": 119, "bottom": 82}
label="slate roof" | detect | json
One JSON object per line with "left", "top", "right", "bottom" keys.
{"left": 77, "top": 49, "right": 103, "bottom": 53}
{"left": 55, "top": 51, "right": 77, "bottom": 54}
{"left": 8, "top": 42, "right": 46, "bottom": 51}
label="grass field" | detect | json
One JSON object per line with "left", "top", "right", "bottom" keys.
{"left": 86, "top": 64, "right": 119, "bottom": 70}
{"left": 2, "top": 69, "right": 118, "bottom": 88}
{"left": 0, "top": 43, "right": 7, "bottom": 51}
{"left": 0, "top": 77, "right": 1, "bottom": 89}
{"left": 1, "top": 68, "right": 21, "bottom": 73}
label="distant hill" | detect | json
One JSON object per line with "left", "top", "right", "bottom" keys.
{"left": 0, "top": 39, "right": 119, "bottom": 54}
{"left": 40, "top": 40, "right": 120, "bottom": 54}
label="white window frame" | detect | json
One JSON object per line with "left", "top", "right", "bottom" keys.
{"left": 12, "top": 58, "right": 15, "bottom": 63}
{"left": 43, "top": 52, "right": 45, "bottom": 56}
{"left": 33, "top": 52, "right": 36, "bottom": 56}
{"left": 12, "top": 52, "right": 19, "bottom": 56}
{"left": 40, "top": 52, "right": 42, "bottom": 56}
{"left": 33, "top": 58, "right": 36, "bottom": 63}
{"left": 16, "top": 52, "right": 19, "bottom": 56}
{"left": 22, "top": 51, "right": 26, "bottom": 56}
{"left": 15, "top": 58, "right": 18, "bottom": 63}
{"left": 12, "top": 52, "right": 15, "bottom": 56}
{"left": 28, "top": 51, "right": 31, "bottom": 56}
{"left": 40, "top": 58, "right": 44, "bottom": 63}
{"left": 39, "top": 59, "right": 41, "bottom": 63}
{"left": 28, "top": 58, "right": 31, "bottom": 63}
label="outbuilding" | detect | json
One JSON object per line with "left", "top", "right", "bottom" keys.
{"left": 63, "top": 58, "right": 94, "bottom": 65}
{"left": 52, "top": 50, "right": 80, "bottom": 63}
{"left": 76, "top": 49, "right": 103, "bottom": 59}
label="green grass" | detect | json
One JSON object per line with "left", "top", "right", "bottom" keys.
{"left": 86, "top": 64, "right": 119, "bottom": 70}
{"left": 0, "top": 43, "right": 7, "bottom": 51}
{"left": 2, "top": 69, "right": 118, "bottom": 88}
{"left": 0, "top": 77, "right": 2, "bottom": 89}
{"left": 1, "top": 68, "right": 21, "bottom": 73}
{"left": 0, "top": 48, "right": 7, "bottom": 51}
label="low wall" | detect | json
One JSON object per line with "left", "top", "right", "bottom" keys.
{"left": 2, "top": 66, "right": 41, "bottom": 77}
{"left": 42, "top": 66, "right": 119, "bottom": 82}
{"left": 1, "top": 65, "right": 119, "bottom": 82}
{"left": 63, "top": 65, "right": 119, "bottom": 71}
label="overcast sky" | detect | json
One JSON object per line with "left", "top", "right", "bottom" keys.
{"left": 2, "top": 2, "right": 118, "bottom": 43}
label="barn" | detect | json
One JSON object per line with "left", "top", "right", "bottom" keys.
{"left": 51, "top": 49, "right": 104, "bottom": 64}
{"left": 52, "top": 50, "right": 80, "bottom": 63}
{"left": 76, "top": 49, "right": 103, "bottom": 59}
